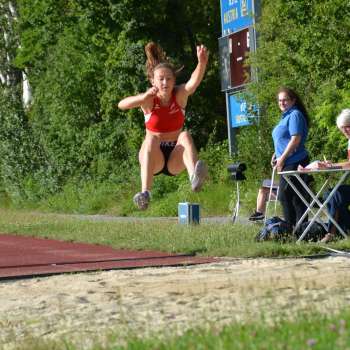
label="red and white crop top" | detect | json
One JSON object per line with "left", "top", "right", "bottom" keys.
{"left": 144, "top": 93, "right": 185, "bottom": 132}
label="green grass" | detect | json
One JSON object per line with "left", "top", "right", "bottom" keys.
{"left": 13, "top": 310, "right": 350, "bottom": 349}
{"left": 110, "top": 312, "right": 350, "bottom": 350}
{"left": 10, "top": 172, "right": 259, "bottom": 218}
{"left": 0, "top": 208, "right": 349, "bottom": 258}
{"left": 2, "top": 208, "right": 350, "bottom": 350}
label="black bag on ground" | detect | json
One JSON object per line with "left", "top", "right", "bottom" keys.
{"left": 255, "top": 216, "right": 293, "bottom": 242}
{"left": 295, "top": 221, "right": 327, "bottom": 242}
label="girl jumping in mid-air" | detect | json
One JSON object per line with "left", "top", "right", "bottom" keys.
{"left": 118, "top": 42, "right": 209, "bottom": 210}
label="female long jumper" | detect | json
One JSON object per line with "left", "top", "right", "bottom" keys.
{"left": 118, "top": 42, "right": 209, "bottom": 210}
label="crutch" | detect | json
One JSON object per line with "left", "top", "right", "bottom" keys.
{"left": 264, "top": 166, "right": 279, "bottom": 224}
{"left": 231, "top": 182, "right": 240, "bottom": 223}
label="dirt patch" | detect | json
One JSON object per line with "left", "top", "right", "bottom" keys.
{"left": 1, "top": 256, "right": 350, "bottom": 348}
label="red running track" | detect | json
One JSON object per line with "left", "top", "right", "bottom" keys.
{"left": 0, "top": 234, "right": 216, "bottom": 279}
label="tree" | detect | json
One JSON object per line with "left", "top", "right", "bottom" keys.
{"left": 0, "top": 0, "right": 47, "bottom": 201}
{"left": 243, "top": 0, "right": 350, "bottom": 169}
{"left": 15, "top": 1, "right": 224, "bottom": 185}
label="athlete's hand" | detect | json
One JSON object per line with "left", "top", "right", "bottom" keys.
{"left": 143, "top": 86, "right": 158, "bottom": 100}
{"left": 197, "top": 44, "right": 209, "bottom": 65}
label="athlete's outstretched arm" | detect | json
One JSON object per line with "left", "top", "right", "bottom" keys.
{"left": 118, "top": 87, "right": 158, "bottom": 110}
{"left": 175, "top": 45, "right": 208, "bottom": 107}
{"left": 184, "top": 45, "right": 209, "bottom": 95}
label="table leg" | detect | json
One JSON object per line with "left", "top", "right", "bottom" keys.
{"left": 294, "top": 174, "right": 329, "bottom": 232}
{"left": 282, "top": 175, "right": 320, "bottom": 236}
{"left": 282, "top": 172, "right": 350, "bottom": 242}
{"left": 309, "top": 171, "right": 350, "bottom": 240}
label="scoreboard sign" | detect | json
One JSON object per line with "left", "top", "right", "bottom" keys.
{"left": 228, "top": 93, "right": 259, "bottom": 128}
{"left": 219, "top": 28, "right": 252, "bottom": 91}
{"left": 220, "top": 0, "right": 255, "bottom": 36}
{"left": 228, "top": 93, "right": 251, "bottom": 128}
{"left": 220, "top": 0, "right": 260, "bottom": 154}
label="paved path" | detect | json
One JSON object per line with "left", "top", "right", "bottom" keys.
{"left": 65, "top": 213, "right": 254, "bottom": 225}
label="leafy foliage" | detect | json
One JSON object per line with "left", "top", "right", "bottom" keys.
{"left": 0, "top": 0, "right": 226, "bottom": 205}
{"left": 245, "top": 0, "right": 350, "bottom": 168}
{"left": 0, "top": 0, "right": 349, "bottom": 211}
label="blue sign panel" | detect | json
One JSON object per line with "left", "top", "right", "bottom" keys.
{"left": 220, "top": 0, "right": 254, "bottom": 35}
{"left": 228, "top": 93, "right": 256, "bottom": 128}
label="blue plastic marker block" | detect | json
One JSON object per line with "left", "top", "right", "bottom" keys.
{"left": 178, "top": 202, "right": 200, "bottom": 224}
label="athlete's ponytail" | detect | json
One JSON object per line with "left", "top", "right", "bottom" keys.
{"left": 145, "top": 42, "right": 182, "bottom": 82}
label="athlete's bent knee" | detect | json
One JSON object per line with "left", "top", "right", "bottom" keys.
{"left": 143, "top": 134, "right": 161, "bottom": 151}
{"left": 178, "top": 131, "right": 193, "bottom": 145}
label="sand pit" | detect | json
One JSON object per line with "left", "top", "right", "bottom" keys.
{"left": 1, "top": 256, "right": 350, "bottom": 348}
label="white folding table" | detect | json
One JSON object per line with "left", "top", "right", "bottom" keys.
{"left": 278, "top": 168, "right": 350, "bottom": 242}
